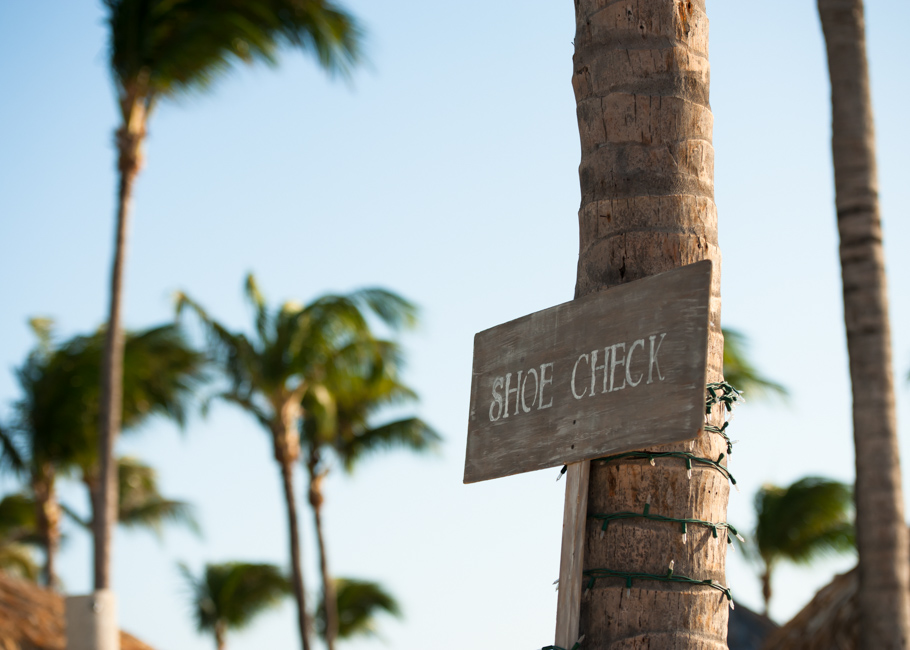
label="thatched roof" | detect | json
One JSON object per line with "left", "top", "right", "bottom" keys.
{"left": 762, "top": 568, "right": 858, "bottom": 650}
{"left": 0, "top": 573, "right": 155, "bottom": 650}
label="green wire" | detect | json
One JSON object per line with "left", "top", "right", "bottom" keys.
{"left": 593, "top": 451, "right": 737, "bottom": 485}
{"left": 582, "top": 568, "right": 733, "bottom": 604}
{"left": 590, "top": 509, "right": 744, "bottom": 545}
{"left": 705, "top": 381, "right": 743, "bottom": 414}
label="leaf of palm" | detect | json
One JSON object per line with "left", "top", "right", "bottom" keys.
{"left": 722, "top": 328, "right": 788, "bottom": 399}
{"left": 755, "top": 477, "right": 854, "bottom": 566}
{"left": 0, "top": 493, "right": 39, "bottom": 544}
{"left": 0, "top": 424, "right": 26, "bottom": 476}
{"left": 316, "top": 577, "right": 401, "bottom": 640}
{"left": 117, "top": 457, "right": 201, "bottom": 537}
{"left": 337, "top": 418, "right": 440, "bottom": 472}
{"left": 0, "top": 543, "right": 40, "bottom": 581}
{"left": 106, "top": 0, "right": 363, "bottom": 104}
{"left": 180, "top": 561, "right": 292, "bottom": 633}
{"left": 177, "top": 291, "right": 266, "bottom": 394}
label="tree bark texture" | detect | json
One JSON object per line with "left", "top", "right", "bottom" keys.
{"left": 276, "top": 430, "right": 312, "bottom": 650}
{"left": 95, "top": 120, "right": 143, "bottom": 594}
{"left": 308, "top": 457, "right": 338, "bottom": 650}
{"left": 817, "top": 1, "right": 910, "bottom": 647}
{"left": 33, "top": 469, "right": 60, "bottom": 590}
{"left": 214, "top": 620, "right": 226, "bottom": 650}
{"left": 572, "top": 1, "right": 727, "bottom": 647}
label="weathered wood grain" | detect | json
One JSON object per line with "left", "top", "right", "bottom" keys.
{"left": 463, "top": 260, "right": 710, "bottom": 484}
{"left": 555, "top": 461, "right": 590, "bottom": 649}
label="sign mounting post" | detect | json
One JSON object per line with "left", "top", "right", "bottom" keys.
{"left": 463, "top": 260, "right": 713, "bottom": 646}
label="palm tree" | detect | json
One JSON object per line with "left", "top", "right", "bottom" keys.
{"left": 176, "top": 274, "right": 416, "bottom": 650}
{"left": 95, "top": 0, "right": 364, "bottom": 602}
{"left": 316, "top": 578, "right": 401, "bottom": 643}
{"left": 817, "top": 1, "right": 910, "bottom": 644}
{"left": 569, "top": 1, "right": 727, "bottom": 645}
{"left": 0, "top": 492, "right": 41, "bottom": 581}
{"left": 0, "top": 321, "right": 86, "bottom": 588}
{"left": 0, "top": 321, "right": 204, "bottom": 588}
{"left": 301, "top": 337, "right": 439, "bottom": 649}
{"left": 179, "top": 561, "right": 292, "bottom": 650}
{"left": 753, "top": 477, "right": 855, "bottom": 615}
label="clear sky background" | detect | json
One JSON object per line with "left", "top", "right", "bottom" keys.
{"left": 1, "top": 1, "right": 909, "bottom": 648}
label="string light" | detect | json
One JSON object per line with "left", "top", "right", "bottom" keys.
{"left": 581, "top": 568, "right": 734, "bottom": 608}
{"left": 590, "top": 507, "right": 744, "bottom": 548}
{"left": 593, "top": 451, "right": 737, "bottom": 486}
{"left": 543, "top": 382, "right": 742, "bottom": 649}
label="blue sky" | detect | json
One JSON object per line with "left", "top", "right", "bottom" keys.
{"left": 1, "top": 1, "right": 909, "bottom": 648}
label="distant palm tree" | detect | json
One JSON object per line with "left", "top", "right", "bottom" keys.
{"left": 0, "top": 492, "right": 41, "bottom": 581}
{"left": 316, "top": 578, "right": 401, "bottom": 643}
{"left": 177, "top": 274, "right": 415, "bottom": 649}
{"left": 96, "top": 0, "right": 364, "bottom": 606}
{"left": 179, "top": 561, "right": 292, "bottom": 650}
{"left": 0, "top": 320, "right": 204, "bottom": 588}
{"left": 753, "top": 476, "right": 854, "bottom": 614}
{"left": 301, "top": 338, "right": 438, "bottom": 649}
{"left": 721, "top": 328, "right": 788, "bottom": 399}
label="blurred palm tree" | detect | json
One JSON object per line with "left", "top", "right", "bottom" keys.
{"left": 0, "top": 492, "right": 41, "bottom": 581}
{"left": 301, "top": 338, "right": 438, "bottom": 649}
{"left": 96, "top": 0, "right": 364, "bottom": 609}
{"left": 753, "top": 476, "right": 854, "bottom": 615}
{"left": 0, "top": 320, "right": 204, "bottom": 588}
{"left": 721, "top": 328, "right": 788, "bottom": 399}
{"left": 316, "top": 578, "right": 401, "bottom": 642}
{"left": 176, "top": 274, "right": 414, "bottom": 649}
{"left": 179, "top": 561, "right": 292, "bottom": 650}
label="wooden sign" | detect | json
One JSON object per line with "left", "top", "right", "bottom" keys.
{"left": 463, "top": 260, "right": 712, "bottom": 484}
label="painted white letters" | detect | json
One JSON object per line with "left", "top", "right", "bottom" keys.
{"left": 487, "top": 332, "right": 668, "bottom": 423}
{"left": 626, "top": 339, "right": 645, "bottom": 387}
{"left": 489, "top": 376, "right": 504, "bottom": 421}
{"left": 571, "top": 354, "right": 589, "bottom": 400}
{"left": 648, "top": 333, "right": 666, "bottom": 384}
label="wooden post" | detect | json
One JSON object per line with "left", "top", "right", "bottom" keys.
{"left": 554, "top": 461, "right": 590, "bottom": 649}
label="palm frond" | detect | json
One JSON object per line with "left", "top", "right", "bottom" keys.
{"left": 27, "top": 317, "right": 55, "bottom": 354}
{"left": 722, "top": 328, "right": 788, "bottom": 400}
{"left": 338, "top": 418, "right": 441, "bottom": 473}
{"left": 106, "top": 0, "right": 364, "bottom": 105}
{"left": 349, "top": 288, "right": 418, "bottom": 331}
{"left": 0, "top": 543, "right": 40, "bottom": 581}
{"left": 117, "top": 456, "right": 202, "bottom": 538}
{"left": 60, "top": 502, "right": 90, "bottom": 530}
{"left": 0, "top": 425, "right": 26, "bottom": 476}
{"left": 0, "top": 493, "right": 38, "bottom": 542}
{"left": 755, "top": 476, "right": 854, "bottom": 567}
{"left": 244, "top": 273, "right": 271, "bottom": 346}
{"left": 179, "top": 561, "right": 292, "bottom": 634}
{"left": 317, "top": 577, "right": 401, "bottom": 640}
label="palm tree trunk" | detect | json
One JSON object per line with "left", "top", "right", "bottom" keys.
{"left": 277, "top": 444, "right": 311, "bottom": 650}
{"left": 572, "top": 1, "right": 727, "bottom": 645}
{"left": 214, "top": 621, "right": 227, "bottom": 650}
{"left": 761, "top": 568, "right": 772, "bottom": 617}
{"left": 307, "top": 456, "right": 337, "bottom": 650}
{"left": 817, "top": 1, "right": 910, "bottom": 647}
{"left": 95, "top": 114, "right": 144, "bottom": 591}
{"left": 33, "top": 470, "right": 60, "bottom": 589}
